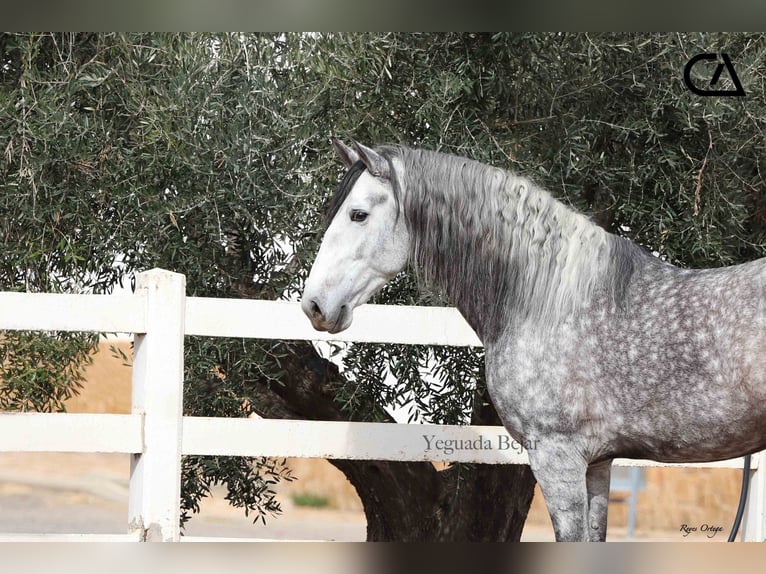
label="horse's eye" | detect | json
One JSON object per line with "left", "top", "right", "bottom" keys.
{"left": 350, "top": 210, "right": 368, "bottom": 223}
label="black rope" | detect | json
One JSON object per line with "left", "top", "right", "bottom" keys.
{"left": 728, "top": 454, "right": 752, "bottom": 542}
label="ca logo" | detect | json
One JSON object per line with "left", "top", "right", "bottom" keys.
{"left": 683, "top": 53, "right": 746, "bottom": 97}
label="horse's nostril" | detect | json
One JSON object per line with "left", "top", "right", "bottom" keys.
{"left": 310, "top": 300, "right": 323, "bottom": 319}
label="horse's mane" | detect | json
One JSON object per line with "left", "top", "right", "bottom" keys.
{"left": 326, "top": 145, "right": 645, "bottom": 340}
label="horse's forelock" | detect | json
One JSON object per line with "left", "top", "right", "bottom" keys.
{"left": 324, "top": 147, "right": 404, "bottom": 228}
{"left": 324, "top": 160, "right": 367, "bottom": 227}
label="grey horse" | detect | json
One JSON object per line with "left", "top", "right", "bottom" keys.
{"left": 301, "top": 139, "right": 766, "bottom": 541}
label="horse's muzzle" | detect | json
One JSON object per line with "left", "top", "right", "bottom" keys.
{"left": 301, "top": 298, "right": 349, "bottom": 334}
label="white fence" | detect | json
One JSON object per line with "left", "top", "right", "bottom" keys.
{"left": 0, "top": 268, "right": 764, "bottom": 541}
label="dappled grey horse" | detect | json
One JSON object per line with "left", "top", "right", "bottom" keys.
{"left": 301, "top": 140, "right": 766, "bottom": 541}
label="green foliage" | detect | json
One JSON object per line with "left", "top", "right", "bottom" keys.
{"left": 2, "top": 32, "right": 766, "bottom": 529}
{"left": 499, "top": 32, "right": 766, "bottom": 267}
{"left": 180, "top": 455, "right": 294, "bottom": 527}
{"left": 0, "top": 330, "right": 97, "bottom": 412}
{"left": 291, "top": 492, "right": 329, "bottom": 508}
{"left": 338, "top": 341, "right": 482, "bottom": 425}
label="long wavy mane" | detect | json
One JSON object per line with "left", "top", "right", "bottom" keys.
{"left": 384, "top": 147, "right": 642, "bottom": 340}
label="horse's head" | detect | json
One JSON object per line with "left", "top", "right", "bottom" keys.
{"left": 301, "top": 140, "right": 410, "bottom": 333}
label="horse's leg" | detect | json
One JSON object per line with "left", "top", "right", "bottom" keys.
{"left": 585, "top": 460, "right": 612, "bottom": 542}
{"left": 528, "top": 443, "right": 589, "bottom": 541}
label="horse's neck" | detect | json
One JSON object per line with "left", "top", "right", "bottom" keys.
{"left": 402, "top": 152, "right": 613, "bottom": 342}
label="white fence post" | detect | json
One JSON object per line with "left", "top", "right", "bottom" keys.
{"left": 128, "top": 269, "right": 186, "bottom": 542}
{"left": 742, "top": 452, "right": 766, "bottom": 541}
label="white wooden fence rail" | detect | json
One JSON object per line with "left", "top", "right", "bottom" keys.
{"left": 0, "top": 268, "right": 763, "bottom": 541}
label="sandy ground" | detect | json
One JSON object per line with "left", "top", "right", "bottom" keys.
{"left": 0, "top": 452, "right": 366, "bottom": 541}
{"left": 0, "top": 451, "right": 726, "bottom": 542}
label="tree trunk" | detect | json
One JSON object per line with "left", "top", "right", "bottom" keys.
{"left": 332, "top": 459, "right": 535, "bottom": 541}
{"left": 254, "top": 341, "right": 537, "bottom": 541}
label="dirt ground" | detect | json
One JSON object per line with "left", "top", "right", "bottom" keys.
{"left": 0, "top": 451, "right": 368, "bottom": 541}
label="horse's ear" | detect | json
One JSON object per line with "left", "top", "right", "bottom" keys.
{"left": 331, "top": 138, "right": 359, "bottom": 168}
{"left": 351, "top": 140, "right": 390, "bottom": 179}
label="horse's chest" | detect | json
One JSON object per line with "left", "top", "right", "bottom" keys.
{"left": 485, "top": 330, "right": 596, "bottom": 436}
